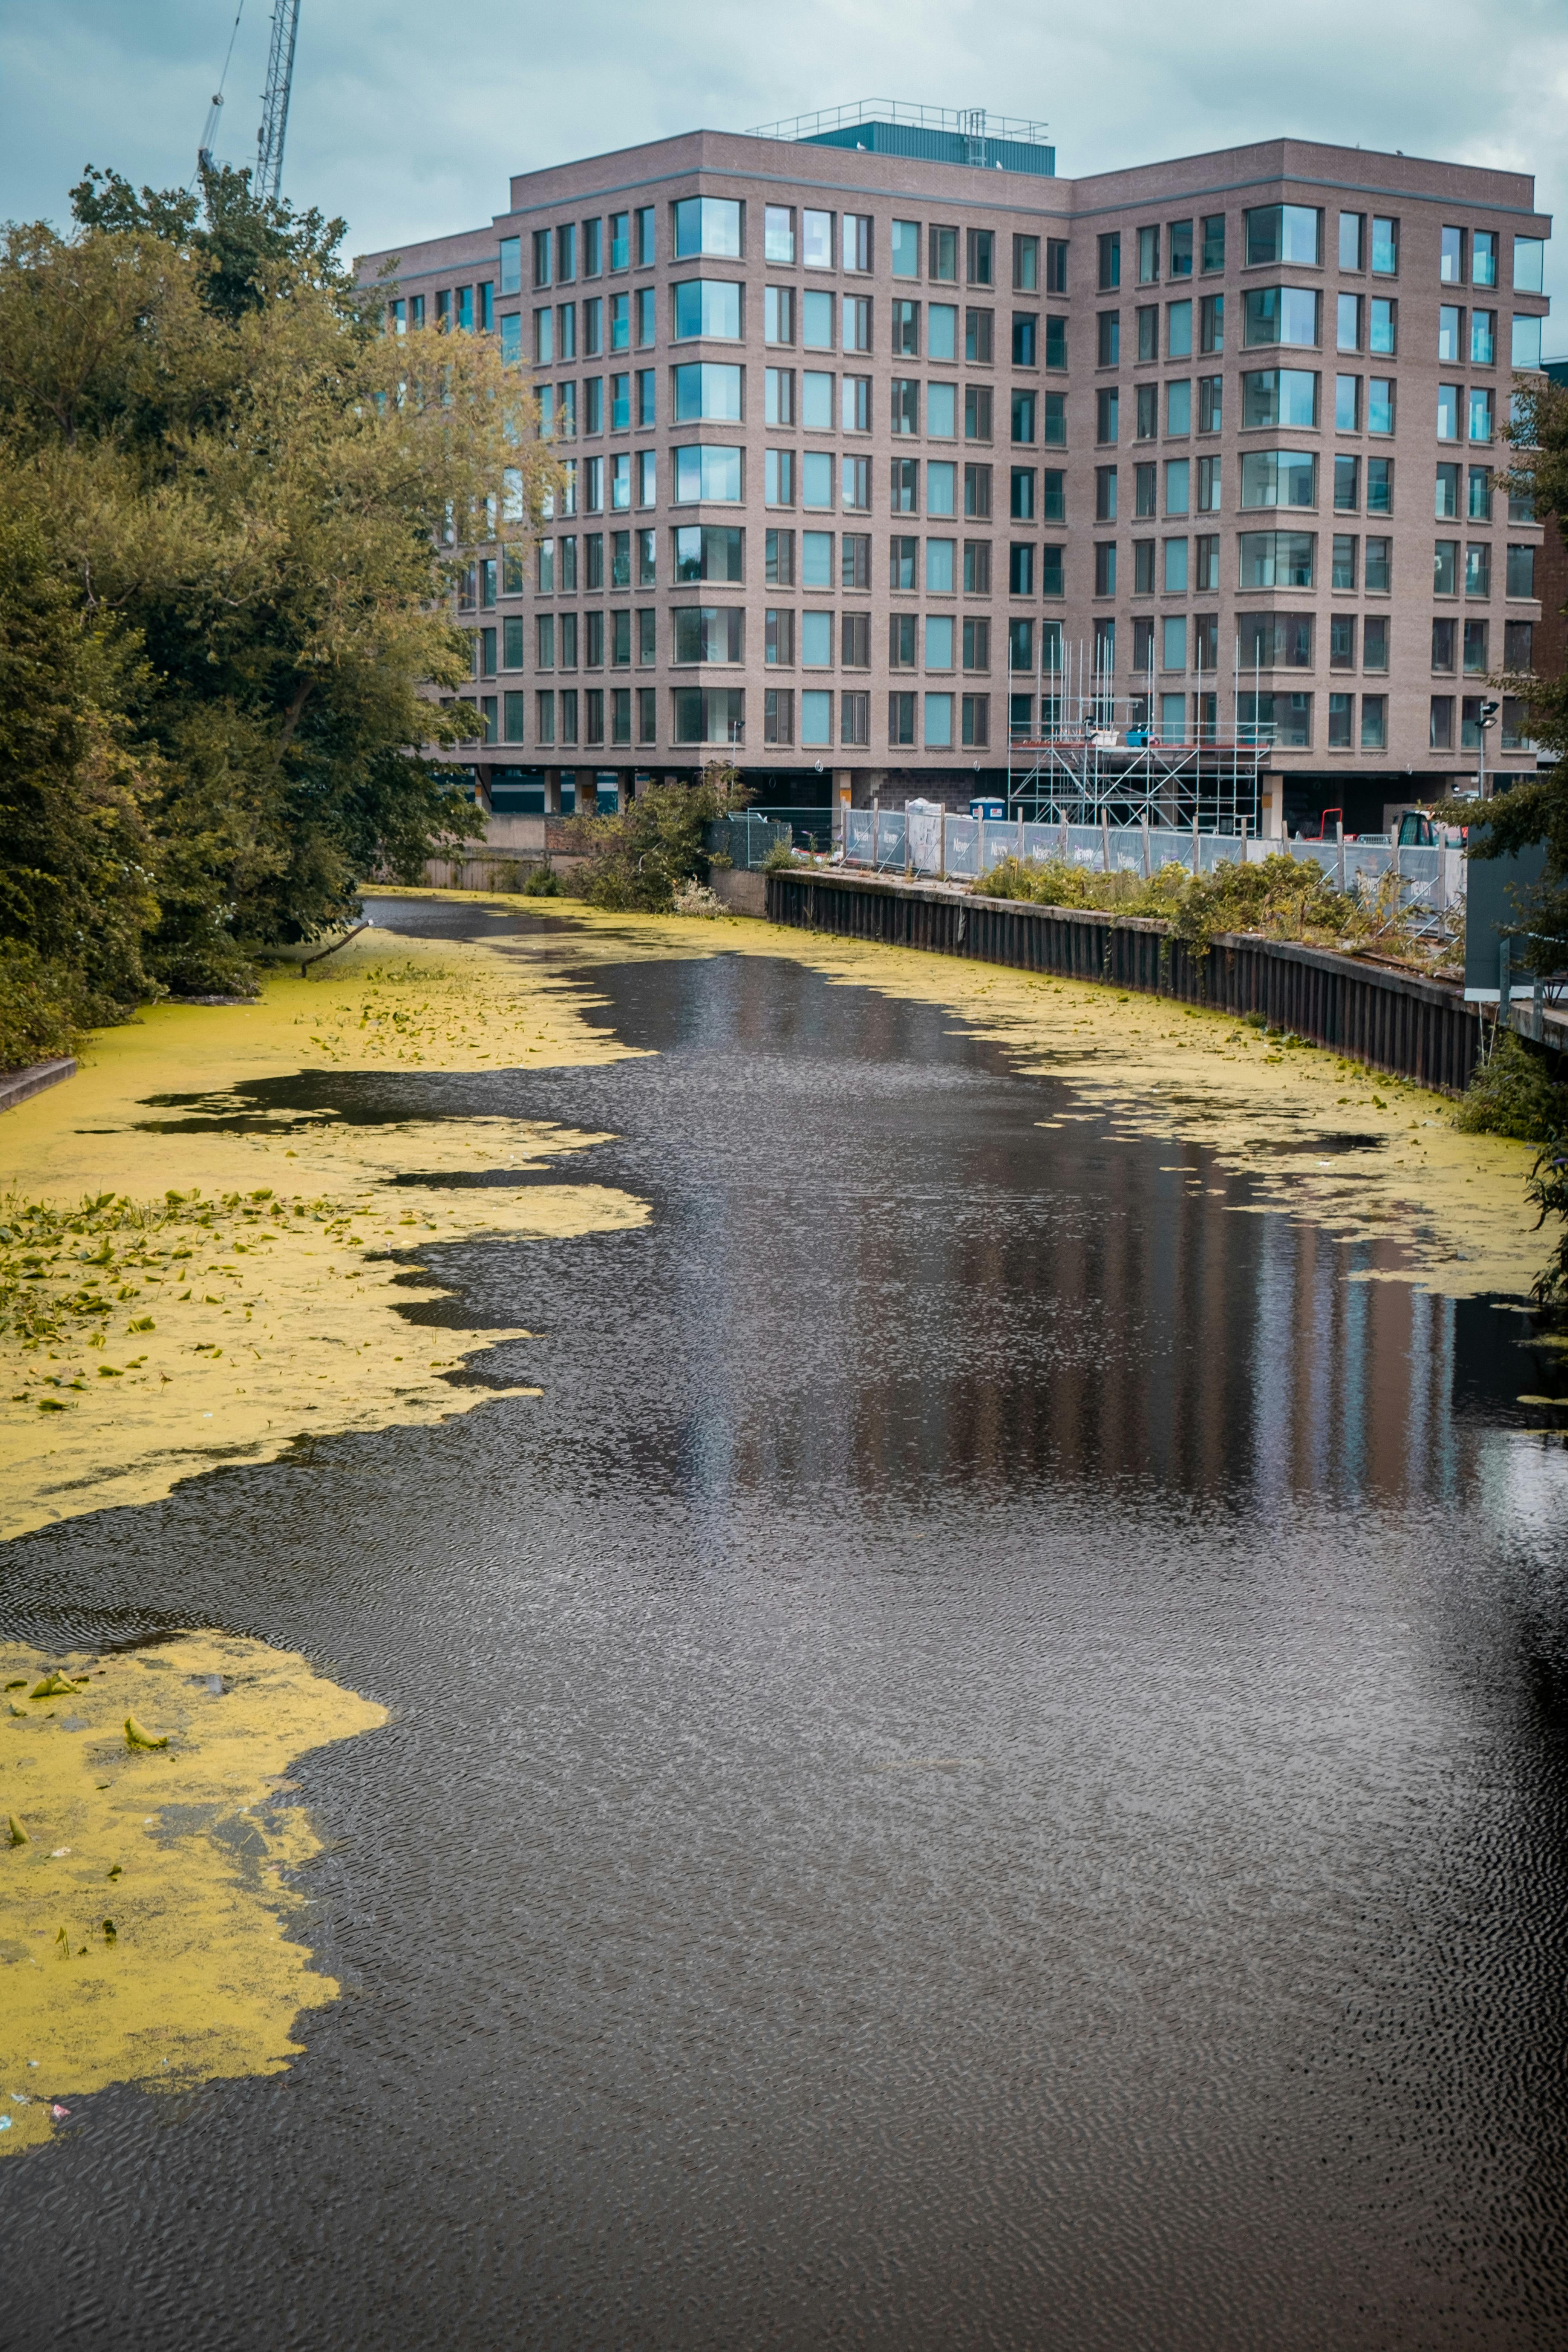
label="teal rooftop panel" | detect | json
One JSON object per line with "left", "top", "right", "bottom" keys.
{"left": 746, "top": 102, "right": 1054, "bottom": 178}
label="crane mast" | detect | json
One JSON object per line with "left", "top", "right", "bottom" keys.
{"left": 255, "top": 0, "right": 301, "bottom": 203}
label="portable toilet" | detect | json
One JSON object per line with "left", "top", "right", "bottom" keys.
{"left": 969, "top": 797, "right": 1006, "bottom": 821}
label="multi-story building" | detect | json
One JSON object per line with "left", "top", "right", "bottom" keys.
{"left": 360, "top": 105, "right": 1552, "bottom": 834}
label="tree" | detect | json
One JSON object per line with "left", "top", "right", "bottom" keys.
{"left": 0, "top": 167, "right": 562, "bottom": 1029}
{"left": 1465, "top": 374, "right": 1568, "bottom": 974}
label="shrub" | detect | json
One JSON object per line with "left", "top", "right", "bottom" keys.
{"left": 520, "top": 864, "right": 562, "bottom": 897}
{"left": 1456, "top": 1031, "right": 1568, "bottom": 1142}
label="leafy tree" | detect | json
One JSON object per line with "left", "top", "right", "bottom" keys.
{"left": 0, "top": 167, "right": 561, "bottom": 1033}
{"left": 564, "top": 765, "right": 751, "bottom": 912}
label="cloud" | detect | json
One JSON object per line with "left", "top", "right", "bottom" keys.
{"left": 0, "top": 0, "right": 1560, "bottom": 327}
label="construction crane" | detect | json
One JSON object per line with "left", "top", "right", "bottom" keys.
{"left": 255, "top": 0, "right": 301, "bottom": 204}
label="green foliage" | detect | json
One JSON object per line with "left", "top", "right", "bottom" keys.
{"left": 565, "top": 781, "right": 726, "bottom": 911}
{"left": 1526, "top": 1137, "right": 1568, "bottom": 1305}
{"left": 519, "top": 864, "right": 562, "bottom": 897}
{"left": 762, "top": 838, "right": 800, "bottom": 874}
{"left": 975, "top": 850, "right": 1457, "bottom": 966}
{"left": 0, "top": 167, "right": 560, "bottom": 1048}
{"left": 1456, "top": 1030, "right": 1568, "bottom": 1142}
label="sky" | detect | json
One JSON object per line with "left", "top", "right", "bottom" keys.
{"left": 1, "top": 0, "right": 1564, "bottom": 338}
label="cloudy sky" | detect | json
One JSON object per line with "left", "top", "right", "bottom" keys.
{"left": 1, "top": 0, "right": 1563, "bottom": 332}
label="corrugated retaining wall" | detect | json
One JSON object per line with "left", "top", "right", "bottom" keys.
{"left": 767, "top": 869, "right": 1484, "bottom": 1095}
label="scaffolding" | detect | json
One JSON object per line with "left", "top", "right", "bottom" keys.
{"left": 1004, "top": 638, "right": 1269, "bottom": 834}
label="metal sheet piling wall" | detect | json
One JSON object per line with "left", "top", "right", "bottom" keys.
{"left": 767, "top": 870, "right": 1480, "bottom": 1095}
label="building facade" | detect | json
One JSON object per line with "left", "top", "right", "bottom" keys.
{"left": 360, "top": 110, "right": 1553, "bottom": 832}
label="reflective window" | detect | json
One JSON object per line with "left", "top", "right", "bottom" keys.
{"left": 1240, "top": 450, "right": 1317, "bottom": 509}
{"left": 1244, "top": 205, "right": 1321, "bottom": 266}
{"left": 672, "top": 280, "right": 741, "bottom": 340}
{"left": 672, "top": 363, "right": 742, "bottom": 421}
{"left": 672, "top": 445, "right": 742, "bottom": 502}
{"left": 673, "top": 198, "right": 741, "bottom": 259}
{"left": 1243, "top": 287, "right": 1320, "bottom": 347}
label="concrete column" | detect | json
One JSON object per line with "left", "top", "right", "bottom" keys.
{"left": 544, "top": 768, "right": 562, "bottom": 815}
{"left": 1260, "top": 772, "right": 1284, "bottom": 838}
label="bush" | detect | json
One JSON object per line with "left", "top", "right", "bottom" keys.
{"left": 1527, "top": 1136, "right": 1568, "bottom": 1305}
{"left": 671, "top": 879, "right": 723, "bottom": 918}
{"left": 520, "top": 864, "right": 562, "bottom": 897}
{"left": 0, "top": 942, "right": 92, "bottom": 1069}
{"left": 1456, "top": 1030, "right": 1568, "bottom": 1142}
{"left": 763, "top": 838, "right": 799, "bottom": 874}
{"left": 564, "top": 778, "right": 727, "bottom": 912}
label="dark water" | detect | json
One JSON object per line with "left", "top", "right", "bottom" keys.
{"left": 5, "top": 897, "right": 1568, "bottom": 2350}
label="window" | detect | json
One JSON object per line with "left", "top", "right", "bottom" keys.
{"left": 1237, "top": 690, "right": 1312, "bottom": 746}
{"left": 1096, "top": 388, "right": 1118, "bottom": 443}
{"left": 764, "top": 207, "right": 796, "bottom": 265}
{"left": 535, "top": 688, "right": 555, "bottom": 743}
{"left": 1012, "top": 312, "right": 1038, "bottom": 366}
{"left": 1365, "top": 613, "right": 1390, "bottom": 671}
{"left": 1368, "top": 380, "right": 1395, "bottom": 436}
{"left": 1329, "top": 614, "right": 1356, "bottom": 671}
{"left": 965, "top": 307, "right": 994, "bottom": 363}
{"left": 1327, "top": 691, "right": 1353, "bottom": 749}
{"left": 803, "top": 372, "right": 833, "bottom": 430}
{"left": 1237, "top": 612, "right": 1315, "bottom": 670}
{"left": 966, "top": 229, "right": 994, "bottom": 286}
{"left": 843, "top": 213, "right": 872, "bottom": 272}
{"left": 1167, "top": 218, "right": 1193, "bottom": 281}
{"left": 760, "top": 688, "right": 792, "bottom": 746}
{"left": 1192, "top": 533, "right": 1217, "bottom": 592}
{"left": 672, "top": 280, "right": 741, "bottom": 340}
{"left": 1046, "top": 239, "right": 1068, "bottom": 293}
{"left": 1507, "top": 544, "right": 1537, "bottom": 598}
{"left": 892, "top": 299, "right": 920, "bottom": 358}
{"left": 1243, "top": 288, "right": 1320, "bottom": 347}
{"left": 890, "top": 219, "right": 920, "bottom": 279}
{"left": 1438, "top": 303, "right": 1463, "bottom": 364}
{"left": 1133, "top": 606, "right": 1155, "bottom": 660}
{"left": 556, "top": 225, "right": 577, "bottom": 283}
{"left": 1097, "top": 311, "right": 1120, "bottom": 367}
{"left": 1432, "top": 617, "right": 1457, "bottom": 672}
{"left": 1473, "top": 232, "right": 1498, "bottom": 289}
{"left": 1437, "top": 382, "right": 1460, "bottom": 441}
{"left": 888, "top": 691, "right": 916, "bottom": 745}
{"left": 1095, "top": 232, "right": 1122, "bottom": 292}
{"left": 1370, "top": 298, "right": 1396, "bottom": 356}
{"left": 930, "top": 225, "right": 958, "bottom": 282}
{"left": 532, "top": 230, "right": 553, "bottom": 289}
{"left": 1473, "top": 311, "right": 1496, "bottom": 365}
{"left": 1501, "top": 697, "right": 1530, "bottom": 750}
{"left": 673, "top": 686, "right": 746, "bottom": 744}
{"left": 1461, "top": 696, "right": 1487, "bottom": 750}
{"left": 764, "top": 449, "right": 795, "bottom": 507}
{"left": 1245, "top": 205, "right": 1321, "bottom": 266}
{"left": 1134, "top": 381, "right": 1157, "bottom": 439}
{"left": 673, "top": 444, "right": 741, "bottom": 502}
{"left": 842, "top": 532, "right": 871, "bottom": 589}
{"left": 1514, "top": 238, "right": 1545, "bottom": 293}
{"left": 1469, "top": 387, "right": 1493, "bottom": 443}
{"left": 965, "top": 462, "right": 993, "bottom": 518}
{"left": 635, "top": 288, "right": 655, "bottom": 346}
{"left": 1435, "top": 461, "right": 1460, "bottom": 519}
{"left": 843, "top": 378, "right": 871, "bottom": 435}
{"left": 963, "top": 617, "right": 991, "bottom": 671}
{"left": 1164, "top": 458, "right": 1190, "bottom": 516}
{"left": 1163, "top": 538, "right": 1188, "bottom": 594}
{"left": 802, "top": 289, "right": 835, "bottom": 350}
{"left": 1439, "top": 226, "right": 1465, "bottom": 285}
{"left": 1337, "top": 293, "right": 1361, "bottom": 354}
{"left": 924, "top": 612, "right": 955, "bottom": 669}
{"left": 1467, "top": 466, "right": 1492, "bottom": 521}
{"left": 965, "top": 539, "right": 993, "bottom": 594}
{"left": 1012, "top": 390, "right": 1038, "bottom": 446}
{"left": 1094, "top": 542, "right": 1116, "bottom": 595}
{"left": 924, "top": 691, "right": 954, "bottom": 747}
{"left": 765, "top": 286, "right": 796, "bottom": 346}
{"left": 1434, "top": 539, "right": 1458, "bottom": 595}
{"left": 1166, "top": 379, "right": 1192, "bottom": 435}
{"left": 961, "top": 693, "right": 989, "bottom": 747}
{"left": 966, "top": 386, "right": 994, "bottom": 441}
{"left": 890, "top": 534, "right": 917, "bottom": 590}
{"left": 1011, "top": 234, "right": 1040, "bottom": 292}
{"left": 636, "top": 450, "right": 656, "bottom": 508}
{"left": 1335, "top": 455, "right": 1361, "bottom": 511}
{"left": 1096, "top": 464, "right": 1118, "bottom": 521}
{"left": 1338, "top": 211, "right": 1364, "bottom": 273}
{"left": 1010, "top": 466, "right": 1035, "bottom": 521}
{"left": 1199, "top": 294, "right": 1223, "bottom": 355}
{"left": 673, "top": 362, "right": 742, "bottom": 421}
{"left": 888, "top": 612, "right": 918, "bottom": 669}
{"left": 1239, "top": 531, "right": 1315, "bottom": 588}
{"left": 1161, "top": 613, "right": 1187, "bottom": 671}
{"left": 766, "top": 528, "right": 796, "bottom": 586}
{"left": 1138, "top": 225, "right": 1160, "bottom": 286}
{"left": 832, "top": 611, "right": 868, "bottom": 671}
{"left": 673, "top": 524, "right": 743, "bottom": 582}
{"left": 673, "top": 198, "right": 741, "bottom": 259}
{"left": 1166, "top": 300, "right": 1193, "bottom": 359}
{"left": 802, "top": 450, "right": 833, "bottom": 508}
{"left": 1360, "top": 695, "right": 1386, "bottom": 749}
{"left": 1371, "top": 218, "right": 1398, "bottom": 275}
{"left": 891, "top": 379, "right": 919, "bottom": 436}
{"left": 888, "top": 455, "right": 918, "bottom": 516}
{"left": 1133, "top": 461, "right": 1158, "bottom": 519}
{"left": 1430, "top": 695, "right": 1455, "bottom": 749}
{"left": 636, "top": 207, "right": 655, "bottom": 267}
{"left": 764, "top": 368, "right": 795, "bottom": 427}
{"left": 1463, "top": 617, "right": 1489, "bottom": 673}
{"left": 928, "top": 382, "right": 957, "bottom": 437}
{"left": 1136, "top": 305, "right": 1158, "bottom": 363}
{"left": 1366, "top": 537, "right": 1391, "bottom": 593}
{"left": 1513, "top": 314, "right": 1544, "bottom": 371}
{"left": 1367, "top": 457, "right": 1392, "bottom": 515}
{"left": 926, "top": 537, "right": 955, "bottom": 592}
{"left": 1009, "top": 544, "right": 1035, "bottom": 595}
{"left": 925, "top": 458, "right": 956, "bottom": 516}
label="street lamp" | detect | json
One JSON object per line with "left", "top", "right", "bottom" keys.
{"left": 1476, "top": 697, "right": 1500, "bottom": 798}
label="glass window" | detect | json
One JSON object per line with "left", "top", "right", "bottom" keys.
{"left": 634, "top": 207, "right": 655, "bottom": 268}
{"left": 1439, "top": 226, "right": 1465, "bottom": 285}
{"left": 1334, "top": 454, "right": 1360, "bottom": 511}
{"left": 1168, "top": 219, "right": 1193, "bottom": 280}
{"left": 891, "top": 220, "right": 920, "bottom": 279}
{"left": 1163, "top": 538, "right": 1188, "bottom": 594}
{"left": 1046, "top": 240, "right": 1068, "bottom": 293}
{"left": 764, "top": 449, "right": 794, "bottom": 507}
{"left": 798, "top": 688, "right": 831, "bottom": 747}
{"left": 1098, "top": 311, "right": 1120, "bottom": 366}
{"left": 500, "top": 313, "right": 522, "bottom": 366}
{"left": 1014, "top": 234, "right": 1040, "bottom": 291}
{"left": 1463, "top": 617, "right": 1490, "bottom": 673}
{"left": 925, "top": 613, "right": 955, "bottom": 668}
{"left": 1369, "top": 298, "right": 1396, "bottom": 356}
{"left": 1437, "top": 382, "right": 1460, "bottom": 441}
{"left": 1135, "top": 462, "right": 1157, "bottom": 518}
{"left": 1240, "top": 449, "right": 1317, "bottom": 509}
{"left": 1508, "top": 544, "right": 1538, "bottom": 598}
{"left": 1429, "top": 695, "right": 1455, "bottom": 750}
{"left": 556, "top": 225, "right": 576, "bottom": 282}
{"left": 1237, "top": 691, "right": 1312, "bottom": 747}
{"left": 635, "top": 287, "right": 655, "bottom": 346}
{"left": 799, "top": 609, "right": 833, "bottom": 668}
{"left": 802, "top": 450, "right": 833, "bottom": 508}
{"left": 1200, "top": 293, "right": 1224, "bottom": 354}
{"left": 923, "top": 691, "right": 954, "bottom": 748}
{"left": 1243, "top": 287, "right": 1320, "bottom": 347}
{"left": 672, "top": 280, "right": 741, "bottom": 340}
{"left": 1238, "top": 531, "right": 1316, "bottom": 588}
{"left": 1098, "top": 232, "right": 1120, "bottom": 290}
{"left": 1334, "top": 374, "right": 1359, "bottom": 431}
{"left": 1465, "top": 543, "right": 1491, "bottom": 597}
{"left": 925, "top": 537, "right": 955, "bottom": 593}
{"left": 928, "top": 304, "right": 957, "bottom": 362}
{"left": 673, "top": 445, "right": 741, "bottom": 502}
{"left": 892, "top": 299, "right": 920, "bottom": 358}
{"left": 1166, "top": 379, "right": 1192, "bottom": 435}
{"left": 1471, "top": 311, "right": 1496, "bottom": 365}
{"left": 1368, "top": 380, "right": 1395, "bottom": 435}
{"left": 673, "top": 198, "right": 741, "bottom": 259}
{"left": 1096, "top": 388, "right": 1118, "bottom": 443}
{"left": 1472, "top": 231, "right": 1498, "bottom": 288}
{"left": 1330, "top": 533, "right": 1356, "bottom": 590}
{"left": 1366, "top": 457, "right": 1392, "bottom": 514}
{"left": 1045, "top": 315, "right": 1067, "bottom": 369}
{"left": 1337, "top": 292, "right": 1361, "bottom": 352}
{"left": 1042, "top": 469, "right": 1064, "bottom": 522}
{"left": 1338, "top": 211, "right": 1364, "bottom": 271}
{"left": 1467, "top": 465, "right": 1493, "bottom": 521}
{"left": 842, "top": 378, "right": 871, "bottom": 436}
{"left": 1012, "top": 390, "right": 1038, "bottom": 444}
{"left": 966, "top": 386, "right": 995, "bottom": 441}
{"left": 764, "top": 368, "right": 794, "bottom": 427}
{"left": 1012, "top": 312, "right": 1038, "bottom": 366}
{"left": 1161, "top": 613, "right": 1187, "bottom": 671}
{"left": 843, "top": 214, "right": 872, "bottom": 272}
{"left": 1327, "top": 691, "right": 1353, "bottom": 749}
{"left": 1165, "top": 458, "right": 1190, "bottom": 515}
{"left": 673, "top": 363, "right": 742, "bottom": 420}
{"left": 1200, "top": 214, "right": 1225, "bottom": 273}
{"left": 1371, "top": 217, "right": 1398, "bottom": 275}
{"left": 764, "top": 286, "right": 795, "bottom": 346}
{"left": 1044, "top": 392, "right": 1066, "bottom": 446}
{"left": 761, "top": 208, "right": 796, "bottom": 268}
{"left": 1432, "top": 616, "right": 1457, "bottom": 671}
{"left": 1329, "top": 613, "right": 1356, "bottom": 670}
{"left": 1138, "top": 225, "right": 1160, "bottom": 285}
{"left": 799, "top": 531, "right": 833, "bottom": 588}
{"left": 1514, "top": 238, "right": 1545, "bottom": 293}
{"left": 1468, "top": 386, "right": 1493, "bottom": 442}
{"left": 1166, "top": 299, "right": 1193, "bottom": 358}
{"left": 1438, "top": 304, "right": 1462, "bottom": 363}
{"left": 1010, "top": 466, "right": 1035, "bottom": 520}
{"left": 802, "top": 289, "right": 835, "bottom": 349}
{"left": 1513, "top": 314, "right": 1544, "bottom": 370}
{"left": 801, "top": 210, "right": 834, "bottom": 270}
{"left": 1433, "top": 539, "right": 1458, "bottom": 595}
{"left": 930, "top": 225, "right": 959, "bottom": 283}
{"left": 966, "top": 229, "right": 994, "bottom": 286}
{"left": 927, "top": 459, "right": 957, "bottom": 516}
{"left": 1137, "top": 306, "right": 1158, "bottom": 363}
{"left": 499, "top": 236, "right": 521, "bottom": 297}
{"left": 1245, "top": 205, "right": 1321, "bottom": 266}
{"left": 1366, "top": 537, "right": 1391, "bottom": 591}
{"left": 965, "top": 307, "right": 994, "bottom": 363}
{"left": 802, "top": 371, "right": 833, "bottom": 429}
{"left": 927, "top": 382, "right": 957, "bottom": 437}
{"left": 1360, "top": 694, "right": 1386, "bottom": 749}
{"left": 1240, "top": 368, "right": 1319, "bottom": 429}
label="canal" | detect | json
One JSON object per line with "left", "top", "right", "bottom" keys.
{"left": 3, "top": 894, "right": 1566, "bottom": 2348}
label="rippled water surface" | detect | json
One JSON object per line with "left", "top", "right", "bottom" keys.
{"left": 5, "top": 897, "right": 1568, "bottom": 2349}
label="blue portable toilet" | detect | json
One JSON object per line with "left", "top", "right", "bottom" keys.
{"left": 969, "top": 797, "right": 1006, "bottom": 821}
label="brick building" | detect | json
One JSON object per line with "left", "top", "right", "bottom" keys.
{"left": 359, "top": 106, "right": 1552, "bottom": 833}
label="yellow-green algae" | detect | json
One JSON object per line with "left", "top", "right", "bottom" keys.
{"left": 0, "top": 928, "right": 650, "bottom": 1539}
{"left": 0, "top": 1631, "right": 386, "bottom": 2156}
